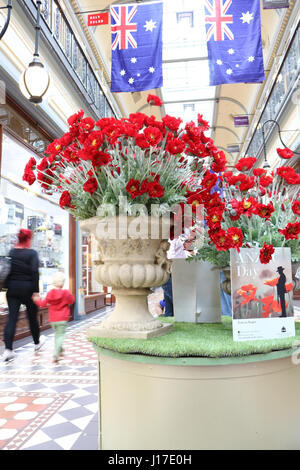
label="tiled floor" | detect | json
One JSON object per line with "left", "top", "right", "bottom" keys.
{"left": 0, "top": 307, "right": 112, "bottom": 451}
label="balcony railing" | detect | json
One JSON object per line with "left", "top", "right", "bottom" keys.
{"left": 246, "top": 25, "right": 300, "bottom": 159}
{"left": 33, "top": 0, "right": 114, "bottom": 118}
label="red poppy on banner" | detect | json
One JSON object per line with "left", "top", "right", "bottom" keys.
{"left": 88, "top": 12, "right": 109, "bottom": 26}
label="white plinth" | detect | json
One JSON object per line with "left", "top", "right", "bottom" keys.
{"left": 172, "top": 259, "right": 221, "bottom": 323}
{"left": 95, "top": 348, "right": 300, "bottom": 450}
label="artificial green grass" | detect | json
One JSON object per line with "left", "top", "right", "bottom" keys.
{"left": 88, "top": 316, "right": 300, "bottom": 359}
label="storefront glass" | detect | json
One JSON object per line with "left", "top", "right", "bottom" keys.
{"left": 0, "top": 130, "right": 69, "bottom": 313}
{"left": 80, "top": 231, "right": 103, "bottom": 296}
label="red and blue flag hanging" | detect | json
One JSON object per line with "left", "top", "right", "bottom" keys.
{"left": 110, "top": 2, "right": 163, "bottom": 93}
{"left": 204, "top": 0, "right": 265, "bottom": 86}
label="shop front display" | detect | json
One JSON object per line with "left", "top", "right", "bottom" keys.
{"left": 79, "top": 231, "right": 107, "bottom": 314}
{"left": 0, "top": 129, "right": 70, "bottom": 339}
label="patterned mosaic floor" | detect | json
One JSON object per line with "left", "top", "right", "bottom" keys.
{"left": 0, "top": 308, "right": 112, "bottom": 451}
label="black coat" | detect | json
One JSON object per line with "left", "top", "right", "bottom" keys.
{"left": 5, "top": 248, "right": 40, "bottom": 294}
{"left": 276, "top": 273, "right": 286, "bottom": 296}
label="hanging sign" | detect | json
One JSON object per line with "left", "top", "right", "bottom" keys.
{"left": 227, "top": 145, "right": 240, "bottom": 153}
{"left": 230, "top": 247, "right": 295, "bottom": 342}
{"left": 88, "top": 12, "right": 109, "bottom": 26}
{"left": 233, "top": 115, "right": 249, "bottom": 127}
{"left": 263, "top": 0, "right": 289, "bottom": 9}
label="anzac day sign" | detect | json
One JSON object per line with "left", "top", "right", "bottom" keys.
{"left": 230, "top": 247, "right": 295, "bottom": 341}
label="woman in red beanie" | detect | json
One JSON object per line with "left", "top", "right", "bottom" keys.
{"left": 2, "top": 229, "right": 45, "bottom": 362}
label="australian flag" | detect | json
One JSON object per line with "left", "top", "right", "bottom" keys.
{"left": 204, "top": 0, "right": 265, "bottom": 86}
{"left": 110, "top": 2, "right": 163, "bottom": 93}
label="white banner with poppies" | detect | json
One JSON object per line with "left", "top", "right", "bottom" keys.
{"left": 230, "top": 247, "right": 295, "bottom": 342}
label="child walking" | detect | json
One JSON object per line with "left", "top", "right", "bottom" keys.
{"left": 33, "top": 272, "right": 75, "bottom": 363}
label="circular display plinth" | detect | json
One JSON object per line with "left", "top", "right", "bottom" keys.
{"left": 89, "top": 318, "right": 300, "bottom": 450}
{"left": 93, "top": 344, "right": 300, "bottom": 450}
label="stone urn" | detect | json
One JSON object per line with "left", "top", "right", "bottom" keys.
{"left": 220, "top": 266, "right": 231, "bottom": 295}
{"left": 80, "top": 215, "right": 173, "bottom": 339}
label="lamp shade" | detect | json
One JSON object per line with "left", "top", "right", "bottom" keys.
{"left": 19, "top": 57, "right": 50, "bottom": 104}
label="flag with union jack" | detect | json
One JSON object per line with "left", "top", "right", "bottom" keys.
{"left": 204, "top": 0, "right": 265, "bottom": 86}
{"left": 110, "top": 2, "right": 163, "bottom": 93}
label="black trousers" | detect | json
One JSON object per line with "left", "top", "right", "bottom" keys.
{"left": 279, "top": 294, "right": 287, "bottom": 317}
{"left": 4, "top": 290, "right": 40, "bottom": 350}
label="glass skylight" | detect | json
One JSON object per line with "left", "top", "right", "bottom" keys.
{"left": 161, "top": 0, "right": 216, "bottom": 134}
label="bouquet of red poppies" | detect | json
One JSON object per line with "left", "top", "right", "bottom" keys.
{"left": 191, "top": 149, "right": 300, "bottom": 266}
{"left": 22, "top": 96, "right": 227, "bottom": 222}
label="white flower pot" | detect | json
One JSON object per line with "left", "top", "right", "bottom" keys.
{"left": 80, "top": 216, "right": 173, "bottom": 339}
{"left": 172, "top": 259, "right": 221, "bottom": 323}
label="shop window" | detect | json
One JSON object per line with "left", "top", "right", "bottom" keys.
{"left": 81, "top": 232, "right": 103, "bottom": 296}
{"left": 0, "top": 102, "right": 50, "bottom": 154}
{"left": 0, "top": 131, "right": 69, "bottom": 313}
{"left": 183, "top": 103, "right": 195, "bottom": 112}
{"left": 176, "top": 11, "right": 194, "bottom": 28}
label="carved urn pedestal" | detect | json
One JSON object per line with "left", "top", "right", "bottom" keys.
{"left": 80, "top": 216, "right": 173, "bottom": 339}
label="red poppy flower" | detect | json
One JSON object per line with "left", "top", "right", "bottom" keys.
{"left": 259, "top": 175, "right": 273, "bottom": 187}
{"left": 24, "top": 157, "right": 36, "bottom": 170}
{"left": 143, "top": 126, "right": 163, "bottom": 146}
{"left": 260, "top": 295, "right": 276, "bottom": 317}
{"left": 122, "top": 122, "right": 139, "bottom": 138}
{"left": 147, "top": 181, "right": 164, "bottom": 198}
{"left": 279, "top": 221, "right": 300, "bottom": 240}
{"left": 59, "top": 190, "right": 73, "bottom": 209}
{"left": 102, "top": 125, "right": 123, "bottom": 146}
{"left": 67, "top": 109, "right": 84, "bottom": 127}
{"left": 235, "top": 157, "right": 257, "bottom": 172}
{"left": 285, "top": 283, "right": 293, "bottom": 293}
{"left": 227, "top": 227, "right": 243, "bottom": 250}
{"left": 264, "top": 277, "right": 279, "bottom": 287}
{"left": 22, "top": 169, "right": 36, "bottom": 185}
{"left": 62, "top": 145, "right": 80, "bottom": 163}
{"left": 78, "top": 117, "right": 95, "bottom": 132}
{"left": 147, "top": 94, "right": 163, "bottom": 106}
{"left": 277, "top": 148, "right": 294, "bottom": 160}
{"left": 277, "top": 167, "right": 300, "bottom": 185}
{"left": 201, "top": 171, "right": 218, "bottom": 191}
{"left": 45, "top": 139, "right": 63, "bottom": 156}
{"left": 211, "top": 151, "right": 227, "bottom": 173}
{"left": 241, "top": 197, "right": 257, "bottom": 216}
{"left": 227, "top": 199, "right": 243, "bottom": 221}
{"left": 187, "top": 194, "right": 203, "bottom": 213}
{"left": 254, "top": 202, "right": 275, "bottom": 220}
{"left": 292, "top": 201, "right": 300, "bottom": 216}
{"left": 91, "top": 151, "right": 112, "bottom": 167}
{"left": 135, "top": 134, "right": 149, "bottom": 149}
{"left": 253, "top": 168, "right": 267, "bottom": 177}
{"left": 237, "top": 284, "right": 258, "bottom": 305}
{"left": 96, "top": 117, "right": 118, "bottom": 130}
{"left": 223, "top": 171, "right": 233, "bottom": 180}
{"left": 162, "top": 115, "right": 182, "bottom": 132}
{"left": 197, "top": 113, "right": 210, "bottom": 131}
{"left": 259, "top": 242, "right": 275, "bottom": 264}
{"left": 86, "top": 131, "right": 104, "bottom": 148}
{"left": 209, "top": 229, "right": 231, "bottom": 251}
{"left": 239, "top": 175, "right": 255, "bottom": 191}
{"left": 126, "top": 179, "right": 141, "bottom": 199}
{"left": 83, "top": 177, "right": 98, "bottom": 194}
{"left": 206, "top": 208, "right": 224, "bottom": 229}
{"left": 166, "top": 138, "right": 186, "bottom": 155}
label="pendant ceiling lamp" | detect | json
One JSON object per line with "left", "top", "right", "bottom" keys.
{"left": 19, "top": 0, "right": 50, "bottom": 104}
